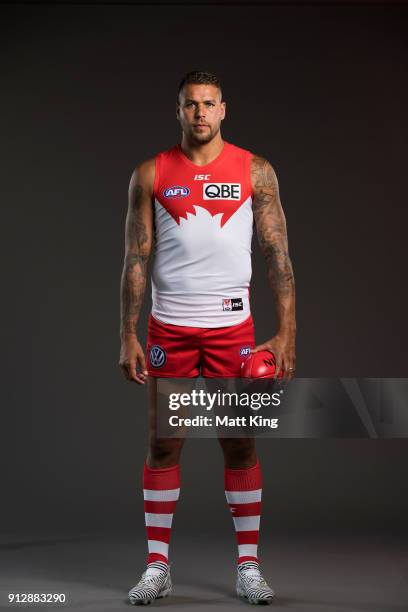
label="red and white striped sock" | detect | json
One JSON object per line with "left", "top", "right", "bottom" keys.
{"left": 143, "top": 462, "right": 180, "bottom": 565}
{"left": 225, "top": 459, "right": 262, "bottom": 565}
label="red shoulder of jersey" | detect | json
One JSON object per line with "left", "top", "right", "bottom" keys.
{"left": 152, "top": 141, "right": 254, "bottom": 227}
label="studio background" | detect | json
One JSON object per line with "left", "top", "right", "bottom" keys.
{"left": 2, "top": 2, "right": 408, "bottom": 540}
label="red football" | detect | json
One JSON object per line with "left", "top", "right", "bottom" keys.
{"left": 241, "top": 350, "right": 284, "bottom": 379}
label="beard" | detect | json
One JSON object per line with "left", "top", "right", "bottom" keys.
{"left": 188, "top": 124, "right": 219, "bottom": 145}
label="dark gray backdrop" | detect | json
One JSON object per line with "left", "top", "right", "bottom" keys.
{"left": 2, "top": 3, "right": 408, "bottom": 537}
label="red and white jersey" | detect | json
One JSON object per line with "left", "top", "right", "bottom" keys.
{"left": 151, "top": 140, "right": 254, "bottom": 327}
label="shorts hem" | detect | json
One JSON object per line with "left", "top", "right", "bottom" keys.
{"left": 148, "top": 372, "right": 200, "bottom": 378}
{"left": 201, "top": 372, "right": 241, "bottom": 378}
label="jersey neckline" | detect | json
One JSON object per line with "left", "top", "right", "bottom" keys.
{"left": 175, "top": 140, "right": 231, "bottom": 170}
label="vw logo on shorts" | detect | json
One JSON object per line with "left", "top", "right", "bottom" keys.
{"left": 149, "top": 345, "right": 167, "bottom": 368}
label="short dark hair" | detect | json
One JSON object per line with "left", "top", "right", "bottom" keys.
{"left": 177, "top": 70, "right": 222, "bottom": 103}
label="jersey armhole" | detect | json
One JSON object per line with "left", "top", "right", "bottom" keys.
{"left": 152, "top": 153, "right": 161, "bottom": 198}
{"left": 244, "top": 150, "right": 254, "bottom": 199}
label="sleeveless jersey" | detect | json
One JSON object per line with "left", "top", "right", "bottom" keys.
{"left": 151, "top": 140, "right": 254, "bottom": 328}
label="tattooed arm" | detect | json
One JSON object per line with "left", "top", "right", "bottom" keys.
{"left": 119, "top": 159, "right": 155, "bottom": 384}
{"left": 251, "top": 156, "right": 296, "bottom": 380}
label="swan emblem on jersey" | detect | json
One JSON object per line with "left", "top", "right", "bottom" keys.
{"left": 160, "top": 183, "right": 244, "bottom": 228}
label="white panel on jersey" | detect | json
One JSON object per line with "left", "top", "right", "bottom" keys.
{"left": 151, "top": 196, "right": 253, "bottom": 328}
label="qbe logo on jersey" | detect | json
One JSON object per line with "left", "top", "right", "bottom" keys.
{"left": 203, "top": 183, "right": 241, "bottom": 200}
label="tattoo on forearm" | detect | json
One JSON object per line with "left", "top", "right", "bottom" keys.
{"left": 261, "top": 241, "right": 294, "bottom": 294}
{"left": 120, "top": 183, "right": 150, "bottom": 336}
{"left": 251, "top": 156, "right": 296, "bottom": 327}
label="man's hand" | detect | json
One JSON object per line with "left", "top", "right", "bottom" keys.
{"left": 119, "top": 334, "right": 148, "bottom": 384}
{"left": 252, "top": 331, "right": 296, "bottom": 381}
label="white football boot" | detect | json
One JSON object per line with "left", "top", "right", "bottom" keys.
{"left": 236, "top": 560, "right": 275, "bottom": 605}
{"left": 128, "top": 561, "right": 172, "bottom": 605}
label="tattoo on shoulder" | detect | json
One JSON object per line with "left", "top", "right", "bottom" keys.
{"left": 251, "top": 155, "right": 278, "bottom": 190}
{"left": 251, "top": 156, "right": 280, "bottom": 213}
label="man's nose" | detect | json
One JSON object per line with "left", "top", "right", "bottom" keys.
{"left": 194, "top": 104, "right": 206, "bottom": 118}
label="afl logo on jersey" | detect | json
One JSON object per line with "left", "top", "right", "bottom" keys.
{"left": 203, "top": 183, "right": 241, "bottom": 200}
{"left": 149, "top": 345, "right": 167, "bottom": 368}
{"left": 163, "top": 186, "right": 190, "bottom": 198}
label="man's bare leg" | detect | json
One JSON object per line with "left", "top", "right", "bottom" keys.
{"left": 146, "top": 377, "right": 186, "bottom": 467}
{"left": 218, "top": 436, "right": 257, "bottom": 469}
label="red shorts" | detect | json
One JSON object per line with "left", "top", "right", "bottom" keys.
{"left": 146, "top": 314, "right": 255, "bottom": 378}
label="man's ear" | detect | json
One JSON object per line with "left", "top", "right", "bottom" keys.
{"left": 221, "top": 100, "right": 226, "bottom": 121}
{"left": 176, "top": 103, "right": 180, "bottom": 120}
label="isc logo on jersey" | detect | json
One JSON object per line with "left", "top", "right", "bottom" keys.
{"left": 203, "top": 183, "right": 241, "bottom": 200}
{"left": 163, "top": 186, "right": 190, "bottom": 198}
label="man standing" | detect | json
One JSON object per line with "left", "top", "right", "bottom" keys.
{"left": 119, "top": 70, "right": 296, "bottom": 605}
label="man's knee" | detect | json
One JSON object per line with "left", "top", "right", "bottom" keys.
{"left": 219, "top": 437, "right": 256, "bottom": 466}
{"left": 147, "top": 437, "right": 184, "bottom": 468}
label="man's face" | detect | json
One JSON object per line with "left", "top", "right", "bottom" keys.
{"left": 176, "top": 84, "right": 226, "bottom": 144}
